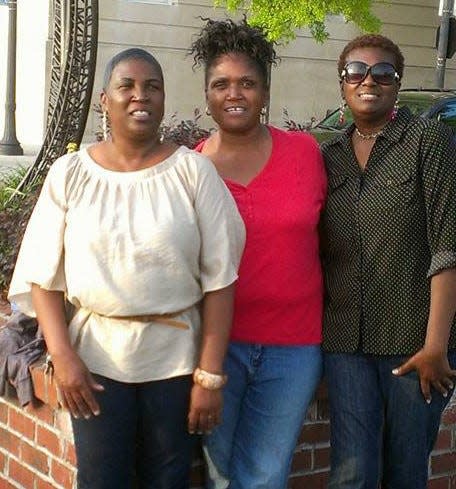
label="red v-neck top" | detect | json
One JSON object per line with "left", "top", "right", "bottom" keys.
{"left": 195, "top": 126, "right": 326, "bottom": 344}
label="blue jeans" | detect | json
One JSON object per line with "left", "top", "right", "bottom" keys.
{"left": 325, "top": 351, "right": 456, "bottom": 489}
{"left": 71, "top": 374, "right": 195, "bottom": 489}
{"left": 204, "top": 342, "right": 322, "bottom": 489}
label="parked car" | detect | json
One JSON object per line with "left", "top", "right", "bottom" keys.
{"left": 310, "top": 88, "right": 456, "bottom": 143}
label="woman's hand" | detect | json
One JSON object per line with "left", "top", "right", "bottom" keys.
{"left": 51, "top": 349, "right": 104, "bottom": 419}
{"left": 392, "top": 348, "right": 456, "bottom": 403}
{"left": 187, "top": 384, "right": 222, "bottom": 434}
{"left": 30, "top": 286, "right": 104, "bottom": 418}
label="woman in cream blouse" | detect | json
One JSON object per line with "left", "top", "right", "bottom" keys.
{"left": 8, "top": 48, "right": 245, "bottom": 489}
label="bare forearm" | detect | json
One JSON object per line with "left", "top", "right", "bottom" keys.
{"left": 31, "top": 284, "right": 73, "bottom": 356}
{"left": 425, "top": 268, "right": 456, "bottom": 353}
{"left": 198, "top": 284, "right": 234, "bottom": 374}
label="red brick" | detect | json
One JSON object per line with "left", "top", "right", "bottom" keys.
{"left": 9, "top": 408, "right": 35, "bottom": 440}
{"left": 291, "top": 448, "right": 312, "bottom": 472}
{"left": 190, "top": 464, "right": 205, "bottom": 487}
{"left": 30, "top": 363, "right": 61, "bottom": 410}
{"left": 51, "top": 460, "right": 75, "bottom": 489}
{"left": 428, "top": 476, "right": 450, "bottom": 489}
{"left": 8, "top": 459, "right": 35, "bottom": 488}
{"left": 37, "top": 425, "right": 61, "bottom": 456}
{"left": 0, "top": 474, "right": 20, "bottom": 489}
{"left": 315, "top": 399, "right": 330, "bottom": 420}
{"left": 63, "top": 441, "right": 77, "bottom": 466}
{"left": 0, "top": 426, "right": 21, "bottom": 457}
{"left": 314, "top": 446, "right": 330, "bottom": 469}
{"left": 0, "top": 401, "right": 8, "bottom": 424}
{"left": 36, "top": 478, "right": 60, "bottom": 489}
{"left": 25, "top": 401, "right": 55, "bottom": 425}
{"left": 21, "top": 442, "right": 49, "bottom": 474}
{"left": 431, "top": 452, "right": 456, "bottom": 474}
{"left": 288, "top": 470, "right": 329, "bottom": 488}
{"left": 0, "top": 450, "right": 6, "bottom": 473}
{"left": 314, "top": 381, "right": 328, "bottom": 400}
{"left": 441, "top": 403, "right": 456, "bottom": 425}
{"left": 434, "top": 429, "right": 453, "bottom": 451}
{"left": 298, "top": 422, "right": 330, "bottom": 445}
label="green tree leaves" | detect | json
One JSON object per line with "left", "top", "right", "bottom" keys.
{"left": 214, "top": 0, "right": 382, "bottom": 42}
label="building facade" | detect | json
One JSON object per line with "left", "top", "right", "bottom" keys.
{"left": 1, "top": 0, "right": 455, "bottom": 147}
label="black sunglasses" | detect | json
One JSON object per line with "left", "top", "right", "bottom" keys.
{"left": 341, "top": 61, "right": 400, "bottom": 86}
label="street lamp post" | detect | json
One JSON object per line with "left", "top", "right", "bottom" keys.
{"left": 0, "top": 0, "right": 23, "bottom": 155}
{"left": 436, "top": 0, "right": 455, "bottom": 88}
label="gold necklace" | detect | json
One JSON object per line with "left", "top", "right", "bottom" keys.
{"left": 355, "top": 127, "right": 383, "bottom": 140}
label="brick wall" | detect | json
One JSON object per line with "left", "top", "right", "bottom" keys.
{"left": 0, "top": 387, "right": 77, "bottom": 489}
{"left": 1, "top": 303, "right": 456, "bottom": 489}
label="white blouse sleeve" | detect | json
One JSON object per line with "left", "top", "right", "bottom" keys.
{"left": 8, "top": 156, "right": 69, "bottom": 316}
{"left": 193, "top": 155, "right": 245, "bottom": 293}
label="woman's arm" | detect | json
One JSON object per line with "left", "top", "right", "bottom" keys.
{"left": 187, "top": 283, "right": 234, "bottom": 434}
{"left": 393, "top": 268, "right": 456, "bottom": 402}
{"left": 32, "top": 284, "right": 104, "bottom": 418}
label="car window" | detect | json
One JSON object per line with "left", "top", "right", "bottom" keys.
{"left": 317, "top": 109, "right": 353, "bottom": 130}
{"left": 434, "top": 100, "right": 456, "bottom": 131}
{"left": 315, "top": 94, "right": 456, "bottom": 133}
{"left": 317, "top": 99, "right": 433, "bottom": 130}
{"left": 399, "top": 99, "right": 433, "bottom": 116}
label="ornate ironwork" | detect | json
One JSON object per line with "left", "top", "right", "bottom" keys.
{"left": 15, "top": 0, "right": 98, "bottom": 192}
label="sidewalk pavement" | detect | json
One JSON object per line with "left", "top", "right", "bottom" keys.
{"left": 0, "top": 145, "right": 39, "bottom": 176}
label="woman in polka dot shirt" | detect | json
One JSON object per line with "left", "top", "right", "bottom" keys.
{"left": 320, "top": 34, "right": 456, "bottom": 489}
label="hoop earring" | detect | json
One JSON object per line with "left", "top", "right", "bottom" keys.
{"left": 390, "top": 99, "right": 399, "bottom": 121}
{"left": 338, "top": 101, "right": 346, "bottom": 125}
{"left": 205, "top": 106, "right": 211, "bottom": 116}
{"left": 102, "top": 111, "right": 109, "bottom": 140}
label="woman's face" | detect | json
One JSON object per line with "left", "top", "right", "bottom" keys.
{"left": 341, "top": 47, "right": 400, "bottom": 125}
{"left": 101, "top": 58, "right": 164, "bottom": 140}
{"left": 205, "top": 52, "right": 268, "bottom": 133}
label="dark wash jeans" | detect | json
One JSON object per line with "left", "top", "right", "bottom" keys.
{"left": 71, "top": 374, "right": 195, "bottom": 489}
{"left": 325, "top": 351, "right": 456, "bottom": 489}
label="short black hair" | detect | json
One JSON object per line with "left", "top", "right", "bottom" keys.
{"left": 338, "top": 34, "right": 404, "bottom": 80}
{"left": 103, "top": 48, "right": 163, "bottom": 90}
{"left": 189, "top": 18, "right": 278, "bottom": 88}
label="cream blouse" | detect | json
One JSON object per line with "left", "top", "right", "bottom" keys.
{"left": 9, "top": 146, "right": 245, "bottom": 382}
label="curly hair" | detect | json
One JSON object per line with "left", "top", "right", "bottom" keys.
{"left": 103, "top": 48, "right": 163, "bottom": 90}
{"left": 189, "top": 18, "right": 278, "bottom": 88}
{"left": 338, "top": 34, "right": 405, "bottom": 80}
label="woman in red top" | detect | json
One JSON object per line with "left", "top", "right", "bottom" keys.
{"left": 191, "top": 18, "right": 327, "bottom": 489}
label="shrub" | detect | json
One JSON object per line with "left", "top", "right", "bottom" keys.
{"left": 282, "top": 108, "right": 316, "bottom": 132}
{"left": 0, "top": 168, "right": 40, "bottom": 298}
{"left": 160, "top": 109, "right": 212, "bottom": 148}
{"left": 93, "top": 104, "right": 213, "bottom": 148}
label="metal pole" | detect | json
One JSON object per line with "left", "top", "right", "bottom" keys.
{"left": 435, "top": 0, "right": 455, "bottom": 88}
{"left": 0, "top": 0, "right": 23, "bottom": 155}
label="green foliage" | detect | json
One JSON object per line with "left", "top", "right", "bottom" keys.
{"left": 160, "top": 109, "right": 213, "bottom": 148}
{"left": 0, "top": 166, "right": 30, "bottom": 212}
{"left": 0, "top": 167, "right": 40, "bottom": 298}
{"left": 214, "top": 0, "right": 382, "bottom": 42}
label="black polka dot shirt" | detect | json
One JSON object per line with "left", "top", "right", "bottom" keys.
{"left": 320, "top": 107, "right": 456, "bottom": 355}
